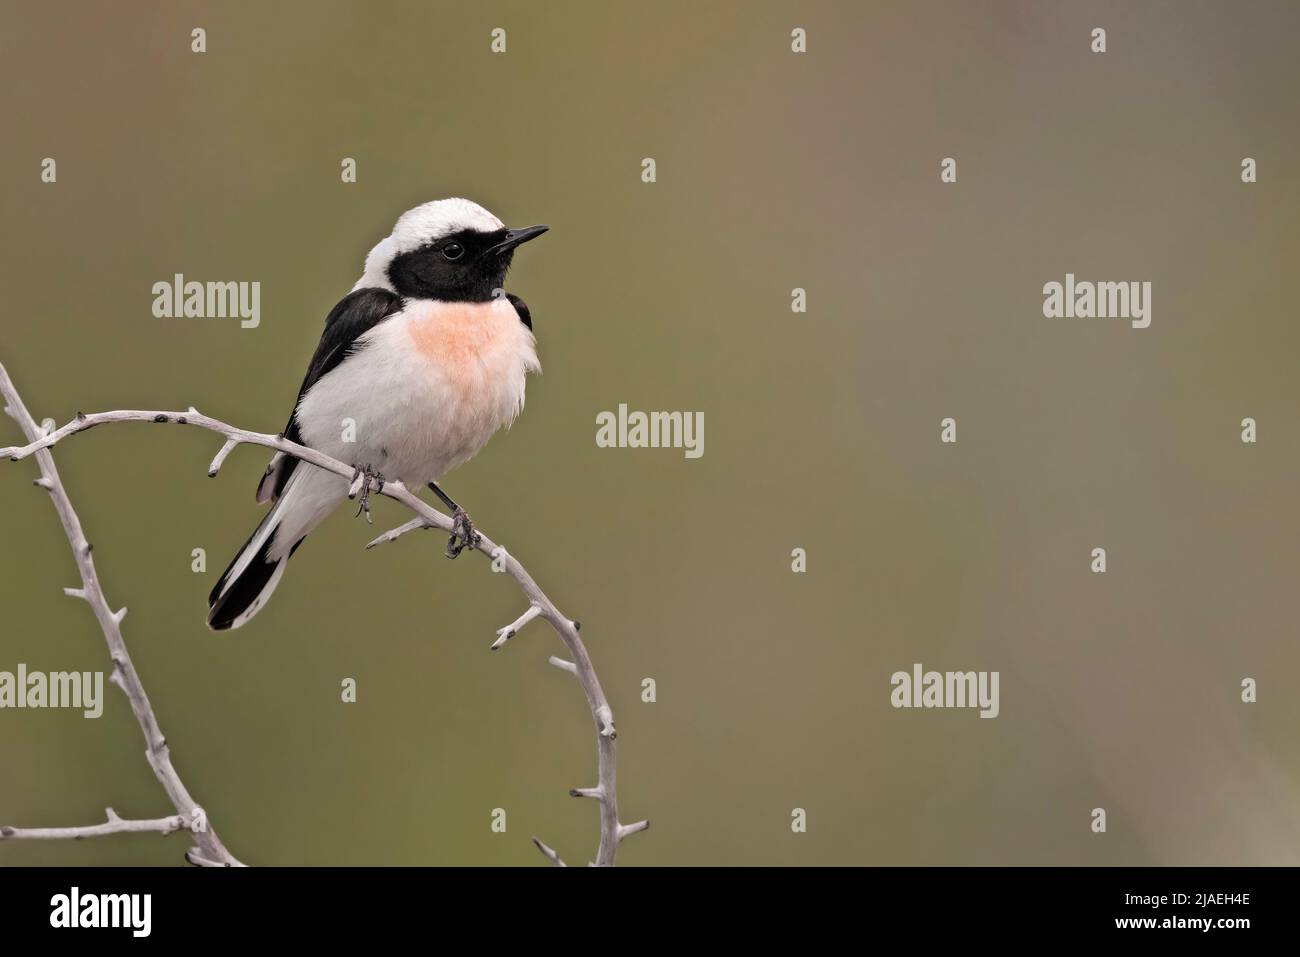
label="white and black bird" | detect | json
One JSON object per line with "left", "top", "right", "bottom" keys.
{"left": 207, "top": 198, "right": 547, "bottom": 630}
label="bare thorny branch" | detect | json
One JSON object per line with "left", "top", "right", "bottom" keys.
{"left": 0, "top": 364, "right": 240, "bottom": 865}
{"left": 0, "top": 361, "right": 645, "bottom": 866}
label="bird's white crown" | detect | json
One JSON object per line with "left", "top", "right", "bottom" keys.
{"left": 354, "top": 198, "right": 505, "bottom": 291}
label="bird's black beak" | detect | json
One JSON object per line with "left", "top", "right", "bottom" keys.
{"left": 484, "top": 224, "right": 549, "bottom": 258}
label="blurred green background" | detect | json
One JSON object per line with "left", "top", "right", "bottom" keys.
{"left": 2, "top": 0, "right": 1299, "bottom": 866}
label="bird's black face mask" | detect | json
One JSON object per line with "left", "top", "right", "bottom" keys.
{"left": 386, "top": 225, "right": 548, "bottom": 301}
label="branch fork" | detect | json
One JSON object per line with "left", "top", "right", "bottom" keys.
{"left": 0, "top": 360, "right": 646, "bottom": 866}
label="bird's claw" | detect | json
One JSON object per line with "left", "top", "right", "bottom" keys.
{"left": 350, "top": 465, "right": 385, "bottom": 524}
{"left": 446, "top": 506, "right": 480, "bottom": 559}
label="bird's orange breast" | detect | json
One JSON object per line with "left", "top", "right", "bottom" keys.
{"left": 405, "top": 299, "right": 520, "bottom": 393}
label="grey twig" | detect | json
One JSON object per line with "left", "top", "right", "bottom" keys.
{"left": 1, "top": 807, "right": 189, "bottom": 841}
{"left": 0, "top": 363, "right": 242, "bottom": 866}
{"left": 0, "top": 362, "right": 646, "bottom": 866}
{"left": 531, "top": 836, "right": 568, "bottom": 867}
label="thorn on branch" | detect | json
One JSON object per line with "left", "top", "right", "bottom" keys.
{"left": 63, "top": 587, "right": 87, "bottom": 600}
{"left": 531, "top": 837, "right": 567, "bottom": 867}
{"left": 617, "top": 820, "right": 650, "bottom": 842}
{"left": 548, "top": 656, "right": 577, "bottom": 675}
{"left": 492, "top": 604, "right": 541, "bottom": 650}
{"left": 207, "top": 438, "right": 239, "bottom": 477}
{"left": 569, "top": 786, "right": 605, "bottom": 801}
{"left": 185, "top": 849, "right": 233, "bottom": 867}
{"left": 597, "top": 705, "right": 616, "bottom": 739}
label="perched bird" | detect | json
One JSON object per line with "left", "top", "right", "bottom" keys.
{"left": 207, "top": 198, "right": 547, "bottom": 630}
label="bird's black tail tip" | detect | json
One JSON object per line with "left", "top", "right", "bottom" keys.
{"left": 206, "top": 532, "right": 286, "bottom": 632}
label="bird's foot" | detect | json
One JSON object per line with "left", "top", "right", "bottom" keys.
{"left": 446, "top": 506, "right": 480, "bottom": 559}
{"left": 349, "top": 465, "right": 385, "bottom": 524}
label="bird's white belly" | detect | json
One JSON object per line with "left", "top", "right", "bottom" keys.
{"left": 295, "top": 298, "right": 539, "bottom": 483}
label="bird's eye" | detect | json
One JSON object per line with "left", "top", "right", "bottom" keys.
{"left": 441, "top": 242, "right": 465, "bottom": 261}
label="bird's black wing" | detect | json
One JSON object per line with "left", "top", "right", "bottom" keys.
{"left": 256, "top": 287, "right": 405, "bottom": 503}
{"left": 506, "top": 292, "right": 532, "bottom": 329}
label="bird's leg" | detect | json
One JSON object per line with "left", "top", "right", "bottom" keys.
{"left": 428, "top": 482, "right": 480, "bottom": 558}
{"left": 350, "top": 465, "right": 385, "bottom": 524}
